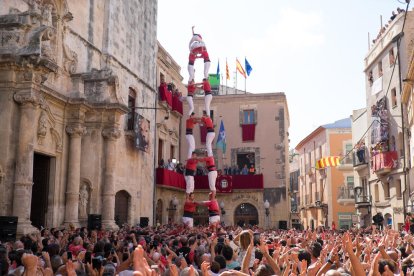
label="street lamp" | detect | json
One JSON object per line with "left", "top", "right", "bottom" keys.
{"left": 220, "top": 201, "right": 225, "bottom": 215}
{"left": 264, "top": 200, "right": 270, "bottom": 217}
{"left": 167, "top": 195, "right": 179, "bottom": 211}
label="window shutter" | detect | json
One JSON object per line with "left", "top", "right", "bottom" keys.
{"left": 239, "top": 110, "right": 243, "bottom": 125}
{"left": 254, "top": 109, "right": 257, "bottom": 125}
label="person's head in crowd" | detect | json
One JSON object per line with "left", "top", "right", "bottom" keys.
{"left": 180, "top": 266, "right": 199, "bottom": 276}
{"left": 214, "top": 242, "right": 224, "bottom": 255}
{"left": 255, "top": 264, "right": 275, "bottom": 276}
{"left": 103, "top": 263, "right": 116, "bottom": 276}
{"left": 214, "top": 255, "right": 226, "bottom": 271}
{"left": 93, "top": 240, "right": 105, "bottom": 254}
{"left": 221, "top": 244, "right": 233, "bottom": 261}
{"left": 239, "top": 230, "right": 252, "bottom": 250}
{"left": 310, "top": 241, "right": 322, "bottom": 258}
{"left": 14, "top": 241, "right": 24, "bottom": 251}
{"left": 255, "top": 248, "right": 263, "bottom": 261}
{"left": 51, "top": 255, "right": 64, "bottom": 273}
{"left": 47, "top": 243, "right": 60, "bottom": 257}
{"left": 210, "top": 261, "right": 221, "bottom": 274}
{"left": 279, "top": 239, "right": 287, "bottom": 247}
{"left": 378, "top": 259, "right": 396, "bottom": 275}
{"left": 298, "top": 249, "right": 311, "bottom": 267}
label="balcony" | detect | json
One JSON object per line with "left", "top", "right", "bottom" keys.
{"left": 155, "top": 168, "right": 264, "bottom": 191}
{"left": 337, "top": 186, "right": 355, "bottom": 205}
{"left": 371, "top": 151, "right": 398, "bottom": 175}
{"left": 353, "top": 149, "right": 368, "bottom": 171}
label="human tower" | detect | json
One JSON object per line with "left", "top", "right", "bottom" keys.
{"left": 182, "top": 27, "right": 220, "bottom": 231}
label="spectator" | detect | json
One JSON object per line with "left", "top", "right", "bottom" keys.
{"left": 241, "top": 164, "right": 248, "bottom": 175}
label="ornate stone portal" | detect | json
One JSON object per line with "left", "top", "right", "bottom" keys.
{"left": 0, "top": 0, "right": 157, "bottom": 234}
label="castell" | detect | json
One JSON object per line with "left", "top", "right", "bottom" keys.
{"left": 183, "top": 26, "right": 220, "bottom": 232}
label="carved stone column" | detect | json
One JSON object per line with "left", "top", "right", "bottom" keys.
{"left": 101, "top": 127, "right": 121, "bottom": 230}
{"left": 12, "top": 92, "right": 39, "bottom": 235}
{"left": 64, "top": 124, "right": 86, "bottom": 227}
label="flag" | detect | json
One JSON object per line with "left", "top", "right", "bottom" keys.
{"left": 236, "top": 58, "right": 246, "bottom": 78}
{"left": 316, "top": 156, "right": 340, "bottom": 169}
{"left": 245, "top": 58, "right": 253, "bottom": 76}
{"left": 216, "top": 61, "right": 220, "bottom": 79}
{"left": 216, "top": 120, "right": 227, "bottom": 154}
{"left": 226, "top": 60, "right": 230, "bottom": 80}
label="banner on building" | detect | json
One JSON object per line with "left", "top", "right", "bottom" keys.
{"left": 135, "top": 114, "right": 150, "bottom": 152}
{"left": 316, "top": 156, "right": 340, "bottom": 169}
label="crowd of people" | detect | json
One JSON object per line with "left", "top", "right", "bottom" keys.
{"left": 3, "top": 222, "right": 414, "bottom": 275}
{"left": 371, "top": 7, "right": 406, "bottom": 45}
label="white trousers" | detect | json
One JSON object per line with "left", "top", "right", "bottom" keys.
{"left": 204, "top": 94, "right": 212, "bottom": 117}
{"left": 185, "top": 175, "right": 194, "bottom": 194}
{"left": 185, "top": 134, "right": 195, "bottom": 159}
{"left": 208, "top": 170, "right": 218, "bottom": 192}
{"left": 206, "top": 132, "right": 215, "bottom": 157}
{"left": 186, "top": 96, "right": 194, "bottom": 116}
{"left": 204, "top": 61, "right": 211, "bottom": 79}
{"left": 188, "top": 64, "right": 195, "bottom": 81}
{"left": 182, "top": 217, "right": 194, "bottom": 228}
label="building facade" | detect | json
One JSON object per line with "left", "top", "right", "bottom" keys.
{"left": 362, "top": 10, "right": 414, "bottom": 229}
{"left": 351, "top": 108, "right": 372, "bottom": 227}
{"left": 402, "top": 21, "right": 414, "bottom": 214}
{"left": 0, "top": 0, "right": 158, "bottom": 234}
{"left": 155, "top": 91, "right": 290, "bottom": 228}
{"left": 296, "top": 119, "right": 356, "bottom": 230}
{"left": 289, "top": 150, "right": 301, "bottom": 229}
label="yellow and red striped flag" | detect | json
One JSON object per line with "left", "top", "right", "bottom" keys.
{"left": 236, "top": 58, "right": 246, "bottom": 78}
{"left": 316, "top": 156, "right": 340, "bottom": 169}
{"left": 226, "top": 59, "right": 230, "bottom": 80}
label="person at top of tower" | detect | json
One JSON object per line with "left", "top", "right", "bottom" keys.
{"left": 188, "top": 26, "right": 211, "bottom": 81}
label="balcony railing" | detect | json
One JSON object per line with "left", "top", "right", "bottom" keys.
{"left": 371, "top": 151, "right": 398, "bottom": 175}
{"left": 355, "top": 194, "right": 371, "bottom": 204}
{"left": 337, "top": 186, "right": 355, "bottom": 201}
{"left": 156, "top": 168, "right": 264, "bottom": 190}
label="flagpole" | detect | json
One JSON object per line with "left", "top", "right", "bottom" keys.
{"left": 244, "top": 75, "right": 246, "bottom": 94}
{"left": 244, "top": 56, "right": 247, "bottom": 93}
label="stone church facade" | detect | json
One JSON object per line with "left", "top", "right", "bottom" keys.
{"left": 0, "top": 0, "right": 158, "bottom": 234}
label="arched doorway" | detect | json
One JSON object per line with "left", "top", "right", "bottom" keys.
{"left": 115, "top": 190, "right": 130, "bottom": 227}
{"left": 234, "top": 203, "right": 258, "bottom": 226}
{"left": 156, "top": 199, "right": 163, "bottom": 225}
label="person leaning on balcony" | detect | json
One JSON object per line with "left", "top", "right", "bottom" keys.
{"left": 241, "top": 164, "right": 248, "bottom": 175}
{"left": 248, "top": 164, "right": 256, "bottom": 175}
{"left": 356, "top": 141, "right": 366, "bottom": 163}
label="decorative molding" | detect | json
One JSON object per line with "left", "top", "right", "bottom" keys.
{"left": 66, "top": 124, "right": 87, "bottom": 137}
{"left": 50, "top": 127, "right": 63, "bottom": 152}
{"left": 13, "top": 91, "right": 38, "bottom": 106}
{"left": 102, "top": 127, "right": 121, "bottom": 140}
{"left": 37, "top": 111, "right": 48, "bottom": 144}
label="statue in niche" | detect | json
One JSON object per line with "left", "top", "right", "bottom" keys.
{"left": 42, "top": 4, "right": 53, "bottom": 27}
{"left": 79, "top": 184, "right": 89, "bottom": 218}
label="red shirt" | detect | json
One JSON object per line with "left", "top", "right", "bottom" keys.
{"left": 203, "top": 80, "right": 211, "bottom": 92}
{"left": 202, "top": 116, "right": 213, "bottom": 129}
{"left": 186, "top": 158, "right": 198, "bottom": 170}
{"left": 204, "top": 200, "right": 219, "bottom": 212}
{"left": 184, "top": 200, "right": 197, "bottom": 213}
{"left": 186, "top": 118, "right": 197, "bottom": 129}
{"left": 201, "top": 156, "right": 216, "bottom": 171}
{"left": 187, "top": 83, "right": 196, "bottom": 96}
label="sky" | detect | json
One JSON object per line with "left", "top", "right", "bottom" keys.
{"left": 157, "top": 0, "right": 409, "bottom": 148}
